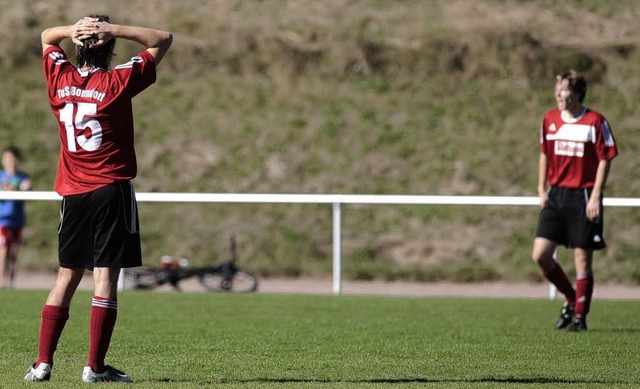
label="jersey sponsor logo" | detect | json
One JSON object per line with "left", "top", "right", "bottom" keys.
{"left": 546, "top": 123, "right": 595, "bottom": 143}
{"left": 56, "top": 86, "right": 106, "bottom": 102}
{"left": 555, "top": 140, "right": 584, "bottom": 157}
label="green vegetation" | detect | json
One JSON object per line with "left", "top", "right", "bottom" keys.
{"left": 1, "top": 0, "right": 639, "bottom": 284}
{"left": 2, "top": 290, "right": 639, "bottom": 388}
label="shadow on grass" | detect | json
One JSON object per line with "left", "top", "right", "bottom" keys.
{"left": 158, "top": 377, "right": 620, "bottom": 385}
{"left": 589, "top": 328, "right": 640, "bottom": 333}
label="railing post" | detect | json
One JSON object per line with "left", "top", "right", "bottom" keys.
{"left": 118, "top": 269, "right": 125, "bottom": 292}
{"left": 332, "top": 202, "right": 342, "bottom": 295}
{"left": 549, "top": 248, "right": 558, "bottom": 300}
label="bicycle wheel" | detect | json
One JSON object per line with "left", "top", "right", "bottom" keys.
{"left": 124, "top": 268, "right": 160, "bottom": 290}
{"left": 232, "top": 271, "right": 258, "bottom": 292}
{"left": 198, "top": 270, "right": 258, "bottom": 292}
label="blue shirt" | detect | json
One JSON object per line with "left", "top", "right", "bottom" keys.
{"left": 0, "top": 171, "right": 30, "bottom": 227}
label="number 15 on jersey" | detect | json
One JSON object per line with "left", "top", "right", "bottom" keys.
{"left": 59, "top": 102, "right": 103, "bottom": 152}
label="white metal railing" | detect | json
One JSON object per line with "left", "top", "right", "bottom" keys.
{"left": 4, "top": 191, "right": 640, "bottom": 295}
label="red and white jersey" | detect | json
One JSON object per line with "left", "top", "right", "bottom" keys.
{"left": 43, "top": 45, "right": 157, "bottom": 196}
{"left": 540, "top": 108, "right": 618, "bottom": 189}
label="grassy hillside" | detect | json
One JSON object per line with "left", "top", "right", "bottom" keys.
{"left": 2, "top": 0, "right": 640, "bottom": 284}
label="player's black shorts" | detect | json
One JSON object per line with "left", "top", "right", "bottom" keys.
{"left": 535, "top": 186, "right": 606, "bottom": 250}
{"left": 58, "top": 181, "right": 142, "bottom": 270}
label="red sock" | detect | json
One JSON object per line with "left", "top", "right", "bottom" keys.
{"left": 542, "top": 263, "right": 575, "bottom": 303}
{"left": 86, "top": 296, "right": 118, "bottom": 373}
{"left": 36, "top": 305, "right": 70, "bottom": 367}
{"left": 574, "top": 275, "right": 594, "bottom": 321}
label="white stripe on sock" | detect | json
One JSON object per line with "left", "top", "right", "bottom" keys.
{"left": 92, "top": 298, "right": 118, "bottom": 310}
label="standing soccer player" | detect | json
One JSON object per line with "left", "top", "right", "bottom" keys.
{"left": 532, "top": 70, "right": 617, "bottom": 332}
{"left": 24, "top": 16, "right": 171, "bottom": 382}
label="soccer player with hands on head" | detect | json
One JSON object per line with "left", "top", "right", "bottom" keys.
{"left": 532, "top": 70, "right": 618, "bottom": 333}
{"left": 24, "top": 15, "right": 171, "bottom": 383}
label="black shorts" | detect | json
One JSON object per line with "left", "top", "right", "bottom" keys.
{"left": 58, "top": 182, "right": 142, "bottom": 270}
{"left": 535, "top": 186, "right": 606, "bottom": 250}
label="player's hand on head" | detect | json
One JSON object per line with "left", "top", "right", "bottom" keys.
{"left": 88, "top": 21, "right": 115, "bottom": 48}
{"left": 72, "top": 17, "right": 98, "bottom": 46}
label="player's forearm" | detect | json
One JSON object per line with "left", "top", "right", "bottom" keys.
{"left": 591, "top": 159, "right": 612, "bottom": 199}
{"left": 109, "top": 25, "right": 172, "bottom": 49}
{"left": 41, "top": 25, "right": 74, "bottom": 47}
{"left": 537, "top": 153, "right": 548, "bottom": 195}
{"left": 107, "top": 24, "right": 172, "bottom": 64}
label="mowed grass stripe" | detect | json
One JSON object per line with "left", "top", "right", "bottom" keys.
{"left": 1, "top": 290, "right": 639, "bottom": 388}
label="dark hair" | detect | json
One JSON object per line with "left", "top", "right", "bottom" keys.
{"left": 556, "top": 70, "right": 587, "bottom": 103}
{"left": 75, "top": 14, "right": 116, "bottom": 70}
{"left": 4, "top": 146, "right": 22, "bottom": 160}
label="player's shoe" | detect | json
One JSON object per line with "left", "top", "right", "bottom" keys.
{"left": 24, "top": 362, "right": 52, "bottom": 382}
{"left": 82, "top": 365, "right": 133, "bottom": 383}
{"left": 555, "top": 301, "right": 574, "bottom": 329}
{"left": 566, "top": 318, "right": 588, "bottom": 332}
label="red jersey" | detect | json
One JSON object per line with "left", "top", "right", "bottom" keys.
{"left": 540, "top": 108, "right": 618, "bottom": 189}
{"left": 43, "top": 45, "right": 157, "bottom": 196}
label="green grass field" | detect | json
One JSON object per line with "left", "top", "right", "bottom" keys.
{"left": 1, "top": 290, "right": 639, "bottom": 388}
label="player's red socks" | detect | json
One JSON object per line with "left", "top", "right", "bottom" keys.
{"left": 86, "top": 296, "right": 118, "bottom": 373}
{"left": 36, "top": 305, "right": 70, "bottom": 367}
{"left": 574, "top": 275, "right": 593, "bottom": 321}
{"left": 542, "top": 263, "right": 575, "bottom": 303}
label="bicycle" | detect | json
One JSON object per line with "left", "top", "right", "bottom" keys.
{"left": 124, "top": 236, "right": 258, "bottom": 292}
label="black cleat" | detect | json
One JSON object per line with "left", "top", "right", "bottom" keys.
{"left": 566, "top": 319, "right": 587, "bottom": 332}
{"left": 555, "top": 302, "right": 574, "bottom": 329}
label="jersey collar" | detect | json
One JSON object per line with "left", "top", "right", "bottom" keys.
{"left": 77, "top": 67, "right": 104, "bottom": 77}
{"left": 560, "top": 107, "right": 587, "bottom": 123}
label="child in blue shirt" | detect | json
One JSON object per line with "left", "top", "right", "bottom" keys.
{"left": 0, "top": 146, "right": 32, "bottom": 288}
